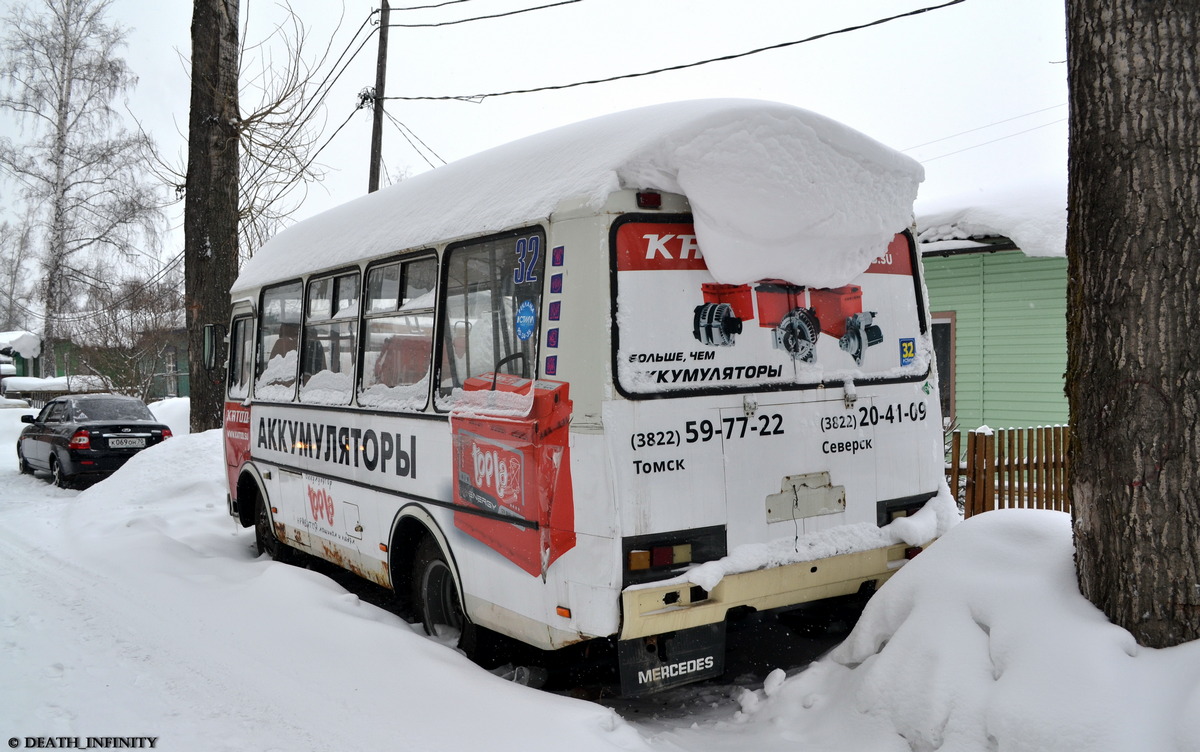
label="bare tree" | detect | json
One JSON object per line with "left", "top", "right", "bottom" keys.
{"left": 64, "top": 267, "right": 186, "bottom": 400}
{"left": 0, "top": 218, "right": 37, "bottom": 331}
{"left": 162, "top": 3, "right": 353, "bottom": 259}
{"left": 0, "top": 0, "right": 163, "bottom": 375}
{"left": 1066, "top": 0, "right": 1200, "bottom": 647}
{"left": 235, "top": 3, "right": 351, "bottom": 256}
{"left": 182, "top": 1, "right": 356, "bottom": 431}
{"left": 185, "top": 0, "right": 241, "bottom": 432}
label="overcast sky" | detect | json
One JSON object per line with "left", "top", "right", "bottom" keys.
{"left": 2, "top": 0, "right": 1067, "bottom": 258}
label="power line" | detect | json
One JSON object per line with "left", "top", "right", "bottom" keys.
{"left": 383, "top": 0, "right": 967, "bottom": 102}
{"left": 8, "top": 251, "right": 185, "bottom": 328}
{"left": 902, "top": 103, "right": 1067, "bottom": 152}
{"left": 391, "top": 0, "right": 485, "bottom": 10}
{"left": 293, "top": 10, "right": 379, "bottom": 127}
{"left": 299, "top": 106, "right": 364, "bottom": 175}
{"left": 387, "top": 0, "right": 581, "bottom": 28}
{"left": 920, "top": 118, "right": 1067, "bottom": 163}
{"left": 383, "top": 109, "right": 446, "bottom": 168}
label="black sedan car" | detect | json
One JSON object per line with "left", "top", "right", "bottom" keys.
{"left": 17, "top": 394, "right": 173, "bottom": 488}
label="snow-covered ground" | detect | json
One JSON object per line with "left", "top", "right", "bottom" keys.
{"left": 4, "top": 401, "right": 1200, "bottom": 751}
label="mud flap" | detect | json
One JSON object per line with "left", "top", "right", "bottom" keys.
{"left": 617, "top": 622, "right": 726, "bottom": 696}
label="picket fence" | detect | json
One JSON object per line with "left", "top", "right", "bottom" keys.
{"left": 946, "top": 425, "right": 1071, "bottom": 517}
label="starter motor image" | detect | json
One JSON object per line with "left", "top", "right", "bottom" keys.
{"left": 692, "top": 282, "right": 883, "bottom": 365}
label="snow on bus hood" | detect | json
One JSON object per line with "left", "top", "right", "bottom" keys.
{"left": 234, "top": 99, "right": 923, "bottom": 293}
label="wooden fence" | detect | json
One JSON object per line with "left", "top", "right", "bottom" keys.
{"left": 946, "top": 425, "right": 1071, "bottom": 517}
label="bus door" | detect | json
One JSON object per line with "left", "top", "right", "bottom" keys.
{"left": 224, "top": 315, "right": 255, "bottom": 508}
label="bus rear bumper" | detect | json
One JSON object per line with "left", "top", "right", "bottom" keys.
{"left": 619, "top": 543, "right": 912, "bottom": 640}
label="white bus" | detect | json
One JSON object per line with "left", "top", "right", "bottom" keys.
{"left": 218, "top": 100, "right": 951, "bottom": 695}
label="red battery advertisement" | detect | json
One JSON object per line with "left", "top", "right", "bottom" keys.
{"left": 450, "top": 373, "right": 576, "bottom": 576}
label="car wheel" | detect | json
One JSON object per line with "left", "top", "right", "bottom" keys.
{"left": 254, "top": 494, "right": 293, "bottom": 563}
{"left": 17, "top": 447, "right": 33, "bottom": 475}
{"left": 50, "top": 455, "right": 74, "bottom": 489}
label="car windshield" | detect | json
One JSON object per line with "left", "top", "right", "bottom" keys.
{"left": 72, "top": 399, "right": 155, "bottom": 422}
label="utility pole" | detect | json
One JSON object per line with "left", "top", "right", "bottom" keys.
{"left": 368, "top": 0, "right": 390, "bottom": 193}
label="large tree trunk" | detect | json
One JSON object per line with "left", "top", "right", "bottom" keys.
{"left": 185, "top": 0, "right": 241, "bottom": 432}
{"left": 1066, "top": 1, "right": 1200, "bottom": 647}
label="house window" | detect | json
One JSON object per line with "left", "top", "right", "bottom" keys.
{"left": 931, "top": 311, "right": 956, "bottom": 426}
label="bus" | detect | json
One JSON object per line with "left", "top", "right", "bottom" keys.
{"left": 217, "top": 100, "right": 951, "bottom": 695}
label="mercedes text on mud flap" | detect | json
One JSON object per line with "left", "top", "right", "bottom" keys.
{"left": 216, "top": 101, "right": 943, "bottom": 696}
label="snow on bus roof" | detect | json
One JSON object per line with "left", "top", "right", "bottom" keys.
{"left": 234, "top": 99, "right": 923, "bottom": 294}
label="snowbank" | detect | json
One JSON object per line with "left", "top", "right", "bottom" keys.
{"left": 667, "top": 510, "right": 1200, "bottom": 752}
{"left": 148, "top": 396, "right": 191, "bottom": 436}
{"left": 236, "top": 99, "right": 923, "bottom": 293}
{"left": 5, "top": 403, "right": 1200, "bottom": 750}
{"left": 1, "top": 374, "right": 110, "bottom": 394}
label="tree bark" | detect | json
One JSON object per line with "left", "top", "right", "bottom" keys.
{"left": 185, "top": 0, "right": 241, "bottom": 432}
{"left": 1066, "top": 0, "right": 1200, "bottom": 647}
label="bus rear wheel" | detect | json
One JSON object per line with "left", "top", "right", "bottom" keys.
{"left": 413, "top": 536, "right": 467, "bottom": 642}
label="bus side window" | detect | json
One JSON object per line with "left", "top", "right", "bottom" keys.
{"left": 437, "top": 229, "right": 546, "bottom": 405}
{"left": 228, "top": 317, "right": 253, "bottom": 400}
{"left": 255, "top": 281, "right": 303, "bottom": 401}
{"left": 359, "top": 256, "right": 437, "bottom": 410}
{"left": 300, "top": 272, "right": 360, "bottom": 405}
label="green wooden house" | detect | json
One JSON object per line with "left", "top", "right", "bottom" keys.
{"left": 916, "top": 183, "right": 1069, "bottom": 432}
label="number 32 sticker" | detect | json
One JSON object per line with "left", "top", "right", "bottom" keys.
{"left": 899, "top": 338, "right": 916, "bottom": 366}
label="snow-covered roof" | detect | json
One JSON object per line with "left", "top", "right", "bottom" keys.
{"left": 915, "top": 178, "right": 1065, "bottom": 258}
{"left": 235, "top": 99, "right": 924, "bottom": 294}
{"left": 0, "top": 374, "right": 110, "bottom": 395}
{"left": 0, "top": 330, "right": 41, "bottom": 359}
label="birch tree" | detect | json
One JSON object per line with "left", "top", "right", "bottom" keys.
{"left": 1066, "top": 0, "right": 1200, "bottom": 647}
{"left": 0, "top": 0, "right": 162, "bottom": 375}
{"left": 0, "top": 219, "right": 36, "bottom": 331}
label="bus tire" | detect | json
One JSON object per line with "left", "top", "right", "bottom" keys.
{"left": 413, "top": 535, "right": 467, "bottom": 642}
{"left": 255, "top": 494, "right": 294, "bottom": 564}
{"left": 409, "top": 535, "right": 508, "bottom": 667}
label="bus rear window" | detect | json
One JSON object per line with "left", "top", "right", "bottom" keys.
{"left": 612, "top": 221, "right": 929, "bottom": 396}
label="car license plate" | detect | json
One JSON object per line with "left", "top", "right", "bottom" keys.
{"left": 109, "top": 437, "right": 145, "bottom": 449}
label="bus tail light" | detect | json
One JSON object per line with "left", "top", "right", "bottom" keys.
{"left": 636, "top": 191, "right": 662, "bottom": 209}
{"left": 69, "top": 430, "right": 91, "bottom": 450}
{"left": 624, "top": 527, "right": 725, "bottom": 586}
{"left": 629, "top": 543, "right": 693, "bottom": 572}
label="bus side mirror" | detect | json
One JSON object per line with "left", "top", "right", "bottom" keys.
{"left": 203, "top": 323, "right": 225, "bottom": 371}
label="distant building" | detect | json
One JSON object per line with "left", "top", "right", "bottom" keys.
{"left": 0, "top": 330, "right": 42, "bottom": 398}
